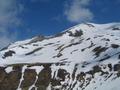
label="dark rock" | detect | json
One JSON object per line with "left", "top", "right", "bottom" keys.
{"left": 85, "top": 23, "right": 95, "bottom": 27}
{"left": 117, "top": 71, "right": 120, "bottom": 77}
{"left": 35, "top": 66, "right": 51, "bottom": 88}
{"left": 114, "top": 64, "right": 120, "bottom": 71}
{"left": 0, "top": 70, "right": 22, "bottom": 90}
{"left": 57, "top": 69, "right": 68, "bottom": 81}
{"left": 108, "top": 64, "right": 112, "bottom": 71}
{"left": 112, "top": 27, "right": 120, "bottom": 30}
{"left": 56, "top": 53, "right": 63, "bottom": 58}
{"left": 86, "top": 38, "right": 91, "bottom": 41}
{"left": 2, "top": 50, "right": 16, "bottom": 59}
{"left": 111, "top": 44, "right": 119, "bottom": 48}
{"left": 118, "top": 55, "right": 120, "bottom": 59}
{"left": 0, "top": 67, "right": 6, "bottom": 83}
{"left": 76, "top": 72, "right": 86, "bottom": 82}
{"left": 20, "top": 69, "right": 37, "bottom": 88}
{"left": 68, "top": 30, "right": 83, "bottom": 37}
{"left": 13, "top": 65, "right": 22, "bottom": 71}
{"left": 25, "top": 47, "right": 43, "bottom": 55}
{"left": 86, "top": 65, "right": 102, "bottom": 77}
{"left": 51, "top": 79, "right": 61, "bottom": 86}
{"left": 30, "top": 35, "right": 45, "bottom": 43}
{"left": 92, "top": 46, "right": 108, "bottom": 57}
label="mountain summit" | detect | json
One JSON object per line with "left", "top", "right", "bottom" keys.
{"left": 0, "top": 23, "right": 120, "bottom": 90}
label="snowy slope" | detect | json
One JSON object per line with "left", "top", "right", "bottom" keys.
{"left": 0, "top": 23, "right": 120, "bottom": 90}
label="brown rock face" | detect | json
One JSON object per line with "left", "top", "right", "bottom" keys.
{"left": 0, "top": 67, "right": 6, "bottom": 83}
{"left": 20, "top": 69, "right": 37, "bottom": 89}
{"left": 0, "top": 67, "right": 22, "bottom": 90}
{"left": 35, "top": 65, "right": 51, "bottom": 90}
{"left": 0, "top": 62, "right": 120, "bottom": 90}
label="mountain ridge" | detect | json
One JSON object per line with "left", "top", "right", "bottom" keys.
{"left": 0, "top": 23, "right": 120, "bottom": 90}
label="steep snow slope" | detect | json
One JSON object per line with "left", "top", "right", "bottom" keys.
{"left": 0, "top": 23, "right": 120, "bottom": 90}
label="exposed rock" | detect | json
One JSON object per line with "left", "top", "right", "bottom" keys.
{"left": 30, "top": 35, "right": 45, "bottom": 43}
{"left": 35, "top": 65, "right": 51, "bottom": 89}
{"left": 111, "top": 44, "right": 119, "bottom": 48}
{"left": 114, "top": 64, "right": 120, "bottom": 71}
{"left": 20, "top": 69, "right": 37, "bottom": 89}
{"left": 68, "top": 30, "right": 83, "bottom": 37}
{"left": 2, "top": 50, "right": 15, "bottom": 59}
{"left": 0, "top": 69, "right": 22, "bottom": 90}
{"left": 92, "top": 46, "right": 108, "bottom": 57}
{"left": 0, "top": 67, "right": 6, "bottom": 83}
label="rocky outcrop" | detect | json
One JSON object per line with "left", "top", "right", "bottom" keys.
{"left": 0, "top": 62, "right": 119, "bottom": 90}
{"left": 0, "top": 66, "right": 21, "bottom": 90}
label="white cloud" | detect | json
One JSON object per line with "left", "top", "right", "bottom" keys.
{"left": 0, "top": 0, "right": 23, "bottom": 28}
{"left": 64, "top": 0, "right": 93, "bottom": 23}
{"left": 0, "top": 0, "right": 23, "bottom": 49}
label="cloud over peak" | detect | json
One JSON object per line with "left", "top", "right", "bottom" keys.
{"left": 64, "top": 0, "right": 93, "bottom": 23}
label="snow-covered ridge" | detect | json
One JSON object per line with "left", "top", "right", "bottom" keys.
{"left": 0, "top": 23, "right": 120, "bottom": 90}
{"left": 0, "top": 22, "right": 120, "bottom": 65}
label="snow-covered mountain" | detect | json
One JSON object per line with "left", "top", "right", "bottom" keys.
{"left": 0, "top": 23, "right": 120, "bottom": 90}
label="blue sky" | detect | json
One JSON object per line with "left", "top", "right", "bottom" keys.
{"left": 0, "top": 0, "right": 120, "bottom": 48}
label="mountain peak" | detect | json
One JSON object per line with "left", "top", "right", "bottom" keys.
{"left": 1, "top": 22, "right": 120, "bottom": 64}
{"left": 0, "top": 22, "right": 120, "bottom": 90}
